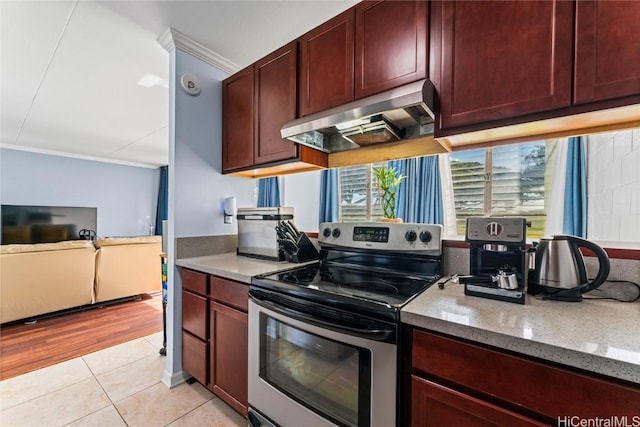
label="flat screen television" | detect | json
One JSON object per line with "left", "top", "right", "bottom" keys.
{"left": 1, "top": 205, "right": 97, "bottom": 244}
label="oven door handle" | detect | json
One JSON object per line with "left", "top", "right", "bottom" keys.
{"left": 250, "top": 292, "right": 395, "bottom": 342}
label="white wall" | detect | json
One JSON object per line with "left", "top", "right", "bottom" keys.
{"left": 172, "top": 53, "right": 255, "bottom": 239}
{"left": 587, "top": 128, "right": 640, "bottom": 242}
{"left": 163, "top": 47, "right": 256, "bottom": 387}
{"left": 281, "top": 170, "right": 321, "bottom": 231}
{"left": 0, "top": 148, "right": 159, "bottom": 237}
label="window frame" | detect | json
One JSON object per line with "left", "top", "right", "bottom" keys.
{"left": 449, "top": 140, "right": 555, "bottom": 238}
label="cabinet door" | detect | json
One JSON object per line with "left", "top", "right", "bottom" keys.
{"left": 181, "top": 268, "right": 207, "bottom": 296}
{"left": 254, "top": 41, "right": 298, "bottom": 165}
{"left": 299, "top": 9, "right": 355, "bottom": 116}
{"left": 411, "top": 376, "right": 545, "bottom": 427}
{"left": 412, "top": 329, "right": 640, "bottom": 420}
{"left": 433, "top": 0, "right": 573, "bottom": 132}
{"left": 182, "top": 331, "right": 207, "bottom": 386}
{"left": 222, "top": 65, "right": 254, "bottom": 172}
{"left": 209, "top": 301, "right": 248, "bottom": 417}
{"left": 182, "top": 290, "right": 207, "bottom": 340}
{"left": 209, "top": 275, "right": 248, "bottom": 312}
{"left": 574, "top": 1, "right": 640, "bottom": 104}
{"left": 355, "top": 0, "right": 427, "bottom": 99}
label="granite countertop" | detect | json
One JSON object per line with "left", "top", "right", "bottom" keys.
{"left": 176, "top": 252, "right": 314, "bottom": 284}
{"left": 402, "top": 277, "right": 640, "bottom": 384}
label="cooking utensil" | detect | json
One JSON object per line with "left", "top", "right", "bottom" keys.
{"left": 275, "top": 224, "right": 295, "bottom": 242}
{"left": 286, "top": 220, "right": 300, "bottom": 237}
{"left": 276, "top": 227, "right": 289, "bottom": 241}
{"left": 528, "top": 235, "right": 610, "bottom": 302}
{"left": 282, "top": 221, "right": 299, "bottom": 239}
{"left": 278, "top": 238, "right": 299, "bottom": 255}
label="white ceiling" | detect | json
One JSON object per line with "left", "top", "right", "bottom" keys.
{"left": 0, "top": 0, "right": 357, "bottom": 168}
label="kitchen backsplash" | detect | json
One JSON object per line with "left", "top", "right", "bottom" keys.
{"left": 443, "top": 246, "right": 639, "bottom": 284}
{"left": 176, "top": 234, "right": 237, "bottom": 259}
{"left": 175, "top": 238, "right": 637, "bottom": 285}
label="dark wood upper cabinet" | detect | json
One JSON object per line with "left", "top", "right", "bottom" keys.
{"left": 299, "top": 8, "right": 355, "bottom": 116}
{"left": 433, "top": 0, "right": 574, "bottom": 132}
{"left": 222, "top": 66, "right": 254, "bottom": 172}
{"left": 355, "top": 0, "right": 428, "bottom": 99}
{"left": 223, "top": 42, "right": 326, "bottom": 175}
{"left": 254, "top": 41, "right": 298, "bottom": 165}
{"left": 574, "top": 1, "right": 640, "bottom": 104}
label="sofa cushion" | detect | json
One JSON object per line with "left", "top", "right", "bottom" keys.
{"left": 0, "top": 240, "right": 95, "bottom": 255}
{"left": 94, "top": 235, "right": 161, "bottom": 248}
{"left": 0, "top": 243, "right": 96, "bottom": 323}
{"left": 94, "top": 238, "right": 162, "bottom": 303}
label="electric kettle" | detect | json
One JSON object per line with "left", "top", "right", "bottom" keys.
{"left": 528, "top": 235, "right": 610, "bottom": 302}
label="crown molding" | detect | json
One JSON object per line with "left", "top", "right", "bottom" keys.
{"left": 0, "top": 143, "right": 163, "bottom": 169}
{"left": 158, "top": 28, "right": 240, "bottom": 75}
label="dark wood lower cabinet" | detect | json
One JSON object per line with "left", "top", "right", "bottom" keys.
{"left": 182, "top": 290, "right": 207, "bottom": 340}
{"left": 209, "top": 301, "right": 248, "bottom": 416}
{"left": 182, "top": 331, "right": 207, "bottom": 386}
{"left": 180, "top": 270, "right": 249, "bottom": 418}
{"left": 411, "top": 376, "right": 545, "bottom": 427}
{"left": 409, "top": 328, "right": 640, "bottom": 425}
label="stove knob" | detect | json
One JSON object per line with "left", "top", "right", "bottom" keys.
{"left": 405, "top": 230, "right": 417, "bottom": 242}
{"left": 332, "top": 228, "right": 341, "bottom": 238}
{"left": 419, "top": 231, "right": 432, "bottom": 243}
{"left": 322, "top": 227, "right": 331, "bottom": 238}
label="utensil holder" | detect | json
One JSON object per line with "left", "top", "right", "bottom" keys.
{"left": 284, "top": 232, "right": 319, "bottom": 263}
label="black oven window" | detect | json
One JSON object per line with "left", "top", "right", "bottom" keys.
{"left": 259, "top": 313, "right": 371, "bottom": 427}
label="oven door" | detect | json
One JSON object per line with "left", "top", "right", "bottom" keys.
{"left": 248, "top": 290, "right": 398, "bottom": 427}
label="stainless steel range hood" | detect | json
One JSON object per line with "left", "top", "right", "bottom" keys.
{"left": 281, "top": 79, "right": 436, "bottom": 153}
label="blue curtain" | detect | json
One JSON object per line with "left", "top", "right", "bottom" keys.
{"left": 319, "top": 169, "right": 339, "bottom": 223}
{"left": 389, "top": 156, "right": 443, "bottom": 224}
{"left": 563, "top": 136, "right": 587, "bottom": 237}
{"left": 154, "top": 166, "right": 168, "bottom": 235}
{"left": 257, "top": 177, "right": 281, "bottom": 207}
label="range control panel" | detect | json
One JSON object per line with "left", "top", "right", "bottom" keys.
{"left": 318, "top": 222, "right": 442, "bottom": 256}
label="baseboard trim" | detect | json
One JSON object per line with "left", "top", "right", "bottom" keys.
{"left": 162, "top": 368, "right": 190, "bottom": 388}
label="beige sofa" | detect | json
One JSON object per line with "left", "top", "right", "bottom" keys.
{"left": 0, "top": 235, "right": 162, "bottom": 324}
{"left": 0, "top": 241, "right": 96, "bottom": 324}
{"left": 94, "top": 236, "right": 162, "bottom": 303}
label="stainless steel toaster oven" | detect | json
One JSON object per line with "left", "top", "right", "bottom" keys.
{"left": 237, "top": 207, "right": 294, "bottom": 260}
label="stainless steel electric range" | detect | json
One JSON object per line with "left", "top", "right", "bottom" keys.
{"left": 248, "top": 222, "right": 443, "bottom": 427}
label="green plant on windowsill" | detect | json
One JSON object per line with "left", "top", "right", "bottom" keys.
{"left": 373, "top": 165, "right": 406, "bottom": 222}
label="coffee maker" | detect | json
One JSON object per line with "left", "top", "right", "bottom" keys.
{"left": 461, "top": 217, "right": 528, "bottom": 304}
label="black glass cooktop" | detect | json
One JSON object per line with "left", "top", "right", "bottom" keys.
{"left": 260, "top": 263, "right": 438, "bottom": 309}
{"left": 251, "top": 248, "right": 442, "bottom": 322}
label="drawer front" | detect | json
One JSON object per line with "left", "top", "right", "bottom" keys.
{"left": 182, "top": 290, "right": 208, "bottom": 340}
{"left": 181, "top": 269, "right": 208, "bottom": 296}
{"left": 182, "top": 331, "right": 208, "bottom": 386}
{"left": 209, "top": 276, "right": 248, "bottom": 312}
{"left": 412, "top": 329, "right": 640, "bottom": 420}
{"left": 411, "top": 375, "right": 545, "bottom": 427}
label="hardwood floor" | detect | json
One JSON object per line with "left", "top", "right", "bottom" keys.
{"left": 0, "top": 292, "right": 163, "bottom": 381}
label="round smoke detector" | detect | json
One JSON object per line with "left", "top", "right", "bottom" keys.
{"left": 180, "top": 73, "right": 201, "bottom": 96}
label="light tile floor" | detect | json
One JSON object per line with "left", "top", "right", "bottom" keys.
{"left": 0, "top": 332, "right": 246, "bottom": 427}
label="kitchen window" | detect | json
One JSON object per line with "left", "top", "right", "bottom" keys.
{"left": 338, "top": 163, "right": 384, "bottom": 222}
{"left": 450, "top": 140, "right": 557, "bottom": 237}
{"left": 337, "top": 140, "right": 556, "bottom": 237}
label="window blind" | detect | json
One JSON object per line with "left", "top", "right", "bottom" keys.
{"left": 339, "top": 163, "right": 384, "bottom": 222}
